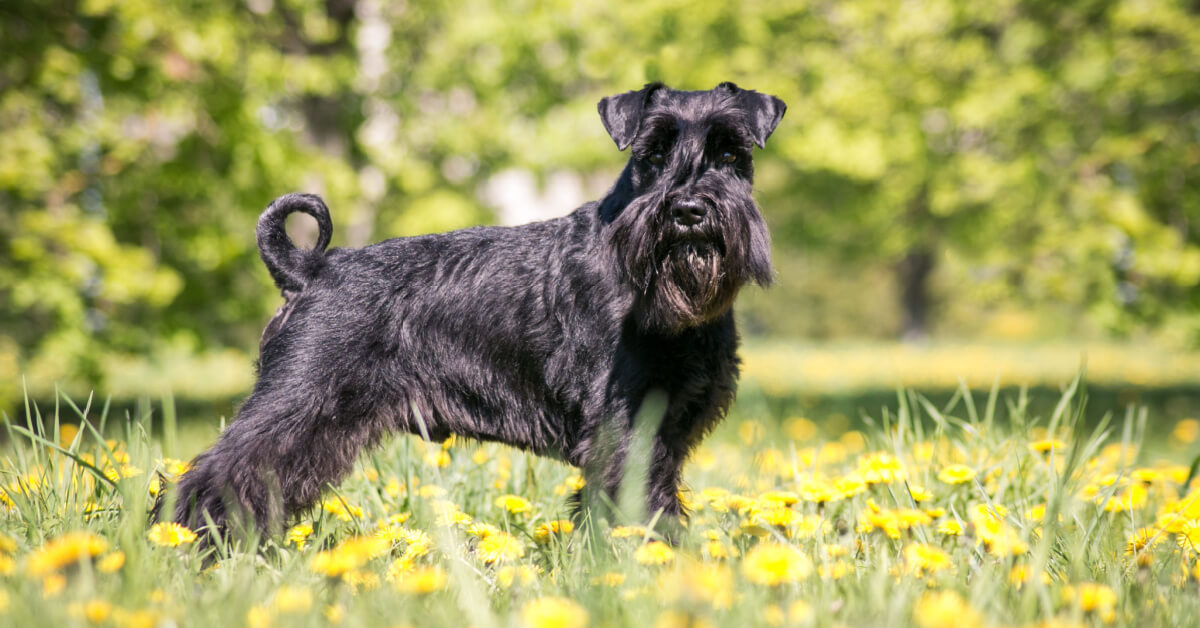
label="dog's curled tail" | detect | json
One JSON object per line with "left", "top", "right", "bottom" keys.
{"left": 257, "top": 193, "right": 334, "bottom": 294}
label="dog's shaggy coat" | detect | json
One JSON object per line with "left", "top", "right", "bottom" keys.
{"left": 169, "top": 82, "right": 786, "bottom": 539}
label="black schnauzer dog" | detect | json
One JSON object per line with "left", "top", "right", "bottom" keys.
{"left": 169, "top": 82, "right": 785, "bottom": 540}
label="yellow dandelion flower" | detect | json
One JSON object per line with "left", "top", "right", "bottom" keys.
{"left": 796, "top": 477, "right": 838, "bottom": 504}
{"left": 246, "top": 604, "right": 272, "bottom": 628}
{"left": 1064, "top": 583, "right": 1117, "bottom": 621}
{"left": 1101, "top": 484, "right": 1147, "bottom": 512}
{"left": 1158, "top": 490, "right": 1200, "bottom": 532}
{"left": 495, "top": 494, "right": 532, "bottom": 514}
{"left": 818, "top": 560, "right": 852, "bottom": 580}
{"left": 858, "top": 452, "right": 907, "bottom": 484}
{"left": 112, "top": 608, "right": 159, "bottom": 628}
{"left": 385, "top": 555, "right": 417, "bottom": 582}
{"left": 1131, "top": 468, "right": 1162, "bottom": 484}
{"left": 324, "top": 604, "right": 345, "bottom": 624}
{"left": 83, "top": 599, "right": 112, "bottom": 623}
{"left": 907, "top": 485, "right": 933, "bottom": 502}
{"left": 466, "top": 522, "right": 501, "bottom": 539}
{"left": 759, "top": 491, "right": 799, "bottom": 505}
{"left": 937, "top": 520, "right": 964, "bottom": 536}
{"left": 341, "top": 569, "right": 381, "bottom": 592}
{"left": 724, "top": 493, "right": 758, "bottom": 512}
{"left": 311, "top": 536, "right": 389, "bottom": 577}
{"left": 0, "top": 533, "right": 17, "bottom": 553}
{"left": 969, "top": 505, "right": 1026, "bottom": 557}
{"left": 160, "top": 458, "right": 191, "bottom": 476}
{"left": 97, "top": 551, "right": 125, "bottom": 573}
{"left": 937, "top": 465, "right": 976, "bottom": 485}
{"left": 69, "top": 599, "right": 111, "bottom": 623}
{"left": 1008, "top": 564, "right": 1051, "bottom": 587}
{"left": 742, "top": 543, "right": 812, "bottom": 586}
{"left": 633, "top": 541, "right": 675, "bottom": 566}
{"left": 497, "top": 564, "right": 539, "bottom": 588}
{"left": 424, "top": 450, "right": 451, "bottom": 468}
{"left": 657, "top": 562, "right": 733, "bottom": 609}
{"left": 897, "top": 508, "right": 933, "bottom": 527}
{"left": 27, "top": 531, "right": 108, "bottom": 576}
{"left": 1030, "top": 439, "right": 1066, "bottom": 454}
{"left": 272, "top": 586, "right": 313, "bottom": 614}
{"left": 376, "top": 512, "right": 412, "bottom": 527}
{"left": 913, "top": 590, "right": 982, "bottom": 628}
{"left": 433, "top": 500, "right": 472, "bottom": 526}
{"left": 399, "top": 528, "right": 432, "bottom": 559}
{"left": 0, "top": 554, "right": 14, "bottom": 575}
{"left": 784, "top": 416, "right": 818, "bottom": 441}
{"left": 147, "top": 522, "right": 197, "bottom": 547}
{"left": 564, "top": 475, "right": 586, "bottom": 491}
{"left": 904, "top": 543, "right": 953, "bottom": 576}
{"left": 971, "top": 503, "right": 1008, "bottom": 519}
{"left": 833, "top": 476, "right": 866, "bottom": 499}
{"left": 520, "top": 596, "right": 588, "bottom": 628}
{"left": 699, "top": 487, "right": 731, "bottom": 511}
{"left": 321, "top": 498, "right": 363, "bottom": 521}
{"left": 792, "top": 514, "right": 831, "bottom": 539}
{"left": 912, "top": 441, "right": 935, "bottom": 462}
{"left": 394, "top": 566, "right": 448, "bottom": 594}
{"left": 653, "top": 610, "right": 714, "bottom": 628}
{"left": 745, "top": 501, "right": 798, "bottom": 529}
{"left": 609, "top": 525, "right": 649, "bottom": 539}
{"left": 1126, "top": 527, "right": 1163, "bottom": 556}
{"left": 286, "top": 523, "right": 313, "bottom": 549}
{"left": 591, "top": 571, "right": 626, "bottom": 587}
{"left": 1172, "top": 419, "right": 1199, "bottom": 444}
{"left": 42, "top": 573, "right": 67, "bottom": 596}
{"left": 1178, "top": 520, "right": 1200, "bottom": 555}
{"left": 478, "top": 531, "right": 525, "bottom": 564}
{"left": 702, "top": 540, "right": 733, "bottom": 560}
{"left": 384, "top": 478, "right": 405, "bottom": 498}
{"left": 534, "top": 519, "right": 575, "bottom": 543}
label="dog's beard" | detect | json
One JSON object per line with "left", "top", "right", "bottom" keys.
{"left": 653, "top": 240, "right": 727, "bottom": 326}
{"left": 607, "top": 189, "right": 773, "bottom": 334}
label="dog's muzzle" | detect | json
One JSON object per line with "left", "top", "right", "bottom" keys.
{"left": 670, "top": 198, "right": 708, "bottom": 227}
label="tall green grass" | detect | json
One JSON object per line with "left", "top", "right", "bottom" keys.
{"left": 0, "top": 377, "right": 1198, "bottom": 627}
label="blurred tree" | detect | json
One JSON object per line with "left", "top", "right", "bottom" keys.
{"left": 1, "top": 0, "right": 1198, "bottom": 406}
{"left": 767, "top": 1, "right": 1200, "bottom": 341}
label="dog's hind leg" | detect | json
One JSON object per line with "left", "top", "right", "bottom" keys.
{"left": 170, "top": 383, "right": 385, "bottom": 543}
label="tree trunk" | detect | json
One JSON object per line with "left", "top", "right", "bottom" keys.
{"left": 897, "top": 249, "right": 934, "bottom": 342}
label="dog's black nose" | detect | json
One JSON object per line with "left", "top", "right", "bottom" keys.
{"left": 671, "top": 200, "right": 707, "bottom": 226}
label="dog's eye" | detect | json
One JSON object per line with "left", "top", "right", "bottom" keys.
{"left": 721, "top": 151, "right": 737, "bottom": 164}
{"left": 648, "top": 153, "right": 665, "bottom": 166}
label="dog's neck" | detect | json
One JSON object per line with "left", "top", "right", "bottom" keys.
{"left": 597, "top": 162, "right": 637, "bottom": 225}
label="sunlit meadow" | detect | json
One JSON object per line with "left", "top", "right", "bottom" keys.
{"left": 1, "top": 376, "right": 1199, "bottom": 627}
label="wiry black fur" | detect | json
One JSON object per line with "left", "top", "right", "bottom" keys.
{"left": 166, "top": 82, "right": 786, "bottom": 541}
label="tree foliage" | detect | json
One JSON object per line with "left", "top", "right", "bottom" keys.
{"left": 1, "top": 0, "right": 1198, "bottom": 404}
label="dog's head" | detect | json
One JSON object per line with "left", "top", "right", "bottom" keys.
{"left": 598, "top": 82, "right": 785, "bottom": 334}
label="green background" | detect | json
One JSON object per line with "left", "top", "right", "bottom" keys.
{"left": 3, "top": 0, "right": 1200, "bottom": 411}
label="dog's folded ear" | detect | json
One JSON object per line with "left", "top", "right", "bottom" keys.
{"left": 598, "top": 82, "right": 665, "bottom": 151}
{"left": 718, "top": 82, "right": 787, "bottom": 149}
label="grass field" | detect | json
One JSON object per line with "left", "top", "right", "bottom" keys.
{"left": 1, "top": 377, "right": 1199, "bottom": 627}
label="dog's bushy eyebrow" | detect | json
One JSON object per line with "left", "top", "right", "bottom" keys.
{"left": 703, "top": 115, "right": 755, "bottom": 149}
{"left": 632, "top": 113, "right": 680, "bottom": 150}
